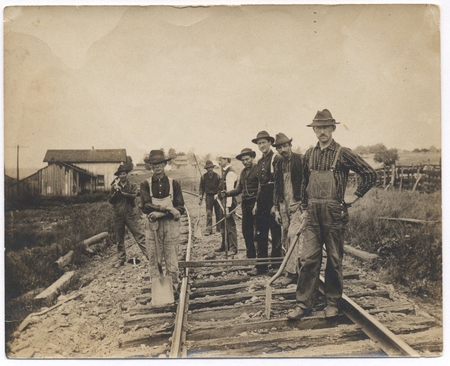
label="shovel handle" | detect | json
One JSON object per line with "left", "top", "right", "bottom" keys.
{"left": 267, "top": 221, "right": 306, "bottom": 287}
{"left": 211, "top": 203, "right": 241, "bottom": 228}
{"left": 150, "top": 225, "right": 163, "bottom": 275}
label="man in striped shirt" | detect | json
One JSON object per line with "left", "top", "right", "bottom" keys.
{"left": 288, "top": 109, "right": 377, "bottom": 320}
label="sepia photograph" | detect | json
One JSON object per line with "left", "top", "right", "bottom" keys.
{"left": 2, "top": 0, "right": 446, "bottom": 364}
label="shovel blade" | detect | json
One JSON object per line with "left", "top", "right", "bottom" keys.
{"left": 151, "top": 276, "right": 174, "bottom": 306}
{"left": 265, "top": 284, "right": 272, "bottom": 319}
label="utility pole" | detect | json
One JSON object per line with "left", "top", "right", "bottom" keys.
{"left": 16, "top": 144, "right": 19, "bottom": 184}
{"left": 6, "top": 144, "right": 29, "bottom": 196}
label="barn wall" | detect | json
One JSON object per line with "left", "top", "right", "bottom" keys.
{"left": 16, "top": 171, "right": 40, "bottom": 198}
{"left": 73, "top": 163, "right": 118, "bottom": 191}
{"left": 40, "top": 164, "right": 74, "bottom": 196}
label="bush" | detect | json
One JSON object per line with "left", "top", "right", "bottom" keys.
{"left": 346, "top": 189, "right": 442, "bottom": 298}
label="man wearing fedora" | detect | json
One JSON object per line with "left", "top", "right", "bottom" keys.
{"left": 108, "top": 164, "right": 148, "bottom": 268}
{"left": 216, "top": 155, "right": 238, "bottom": 255}
{"left": 199, "top": 160, "right": 221, "bottom": 236}
{"left": 140, "top": 150, "right": 185, "bottom": 287}
{"left": 272, "top": 133, "right": 308, "bottom": 286}
{"left": 288, "top": 109, "right": 377, "bottom": 320}
{"left": 250, "top": 131, "right": 282, "bottom": 276}
{"left": 222, "top": 148, "right": 259, "bottom": 259}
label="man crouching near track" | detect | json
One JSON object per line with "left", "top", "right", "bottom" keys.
{"left": 140, "top": 150, "right": 185, "bottom": 290}
{"left": 287, "top": 109, "right": 376, "bottom": 320}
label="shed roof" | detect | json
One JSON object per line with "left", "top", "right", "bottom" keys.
{"left": 44, "top": 149, "right": 126, "bottom": 163}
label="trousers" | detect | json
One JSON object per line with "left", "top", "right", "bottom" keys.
{"left": 254, "top": 194, "right": 282, "bottom": 272}
{"left": 145, "top": 218, "right": 180, "bottom": 284}
{"left": 241, "top": 198, "right": 257, "bottom": 258}
{"left": 279, "top": 202, "right": 303, "bottom": 275}
{"left": 114, "top": 207, "right": 148, "bottom": 262}
{"left": 205, "top": 193, "right": 221, "bottom": 233}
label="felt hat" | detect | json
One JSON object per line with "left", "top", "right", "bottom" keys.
{"left": 204, "top": 160, "right": 215, "bottom": 169}
{"left": 307, "top": 109, "right": 340, "bottom": 127}
{"left": 236, "top": 148, "right": 257, "bottom": 161}
{"left": 251, "top": 130, "right": 275, "bottom": 144}
{"left": 272, "top": 133, "right": 293, "bottom": 147}
{"left": 114, "top": 164, "right": 131, "bottom": 176}
{"left": 144, "top": 150, "right": 171, "bottom": 164}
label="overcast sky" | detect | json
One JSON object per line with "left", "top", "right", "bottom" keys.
{"left": 3, "top": 3, "right": 441, "bottom": 177}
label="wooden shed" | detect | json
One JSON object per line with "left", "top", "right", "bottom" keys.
{"left": 43, "top": 148, "right": 127, "bottom": 191}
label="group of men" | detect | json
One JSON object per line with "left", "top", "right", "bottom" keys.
{"left": 108, "top": 109, "right": 377, "bottom": 319}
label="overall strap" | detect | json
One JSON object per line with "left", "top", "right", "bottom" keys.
{"left": 168, "top": 178, "right": 173, "bottom": 198}
{"left": 331, "top": 146, "right": 342, "bottom": 171}
{"left": 309, "top": 148, "right": 317, "bottom": 172}
{"left": 147, "top": 178, "right": 153, "bottom": 198}
{"left": 270, "top": 153, "right": 275, "bottom": 173}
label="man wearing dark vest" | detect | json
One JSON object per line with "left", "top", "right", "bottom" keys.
{"left": 272, "top": 133, "right": 308, "bottom": 286}
{"left": 216, "top": 155, "right": 238, "bottom": 255}
{"left": 288, "top": 110, "right": 377, "bottom": 320}
{"left": 108, "top": 164, "right": 148, "bottom": 268}
{"left": 222, "top": 148, "right": 259, "bottom": 259}
{"left": 140, "top": 150, "right": 185, "bottom": 288}
{"left": 250, "top": 131, "right": 282, "bottom": 275}
{"left": 199, "top": 160, "right": 221, "bottom": 236}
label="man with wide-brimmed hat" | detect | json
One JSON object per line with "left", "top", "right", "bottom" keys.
{"left": 272, "top": 133, "right": 308, "bottom": 286}
{"left": 215, "top": 154, "right": 238, "bottom": 255}
{"left": 140, "top": 150, "right": 185, "bottom": 288}
{"left": 108, "top": 163, "right": 148, "bottom": 268}
{"left": 222, "top": 148, "right": 259, "bottom": 259}
{"left": 287, "top": 109, "right": 377, "bottom": 320}
{"left": 249, "top": 131, "right": 282, "bottom": 275}
{"left": 199, "top": 160, "right": 222, "bottom": 236}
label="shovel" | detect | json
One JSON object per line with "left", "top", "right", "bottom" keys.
{"left": 149, "top": 220, "right": 174, "bottom": 306}
{"left": 265, "top": 220, "right": 306, "bottom": 319}
{"left": 194, "top": 203, "right": 202, "bottom": 239}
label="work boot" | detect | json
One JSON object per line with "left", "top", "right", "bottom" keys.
{"left": 229, "top": 247, "right": 238, "bottom": 255}
{"left": 279, "top": 273, "right": 298, "bottom": 286}
{"left": 215, "top": 246, "right": 225, "bottom": 253}
{"left": 324, "top": 305, "right": 339, "bottom": 318}
{"left": 287, "top": 306, "right": 311, "bottom": 320}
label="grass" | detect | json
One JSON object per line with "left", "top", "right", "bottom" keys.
{"left": 345, "top": 188, "right": 442, "bottom": 299}
{"left": 4, "top": 199, "right": 115, "bottom": 339}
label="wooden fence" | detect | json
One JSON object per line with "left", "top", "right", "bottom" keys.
{"left": 349, "top": 164, "right": 441, "bottom": 193}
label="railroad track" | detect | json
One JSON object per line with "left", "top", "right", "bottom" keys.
{"left": 120, "top": 190, "right": 441, "bottom": 358}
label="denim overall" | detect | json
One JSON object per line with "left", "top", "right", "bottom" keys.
{"left": 145, "top": 178, "right": 180, "bottom": 284}
{"left": 296, "top": 146, "right": 349, "bottom": 309}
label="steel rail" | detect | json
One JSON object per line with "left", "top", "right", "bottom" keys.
{"left": 169, "top": 205, "right": 193, "bottom": 358}
{"left": 179, "top": 257, "right": 284, "bottom": 268}
{"left": 319, "top": 275, "right": 420, "bottom": 357}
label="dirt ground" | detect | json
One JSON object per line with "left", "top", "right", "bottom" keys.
{"left": 5, "top": 192, "right": 443, "bottom": 360}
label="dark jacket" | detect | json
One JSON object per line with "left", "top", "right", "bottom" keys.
{"left": 199, "top": 171, "right": 220, "bottom": 196}
{"left": 140, "top": 175, "right": 185, "bottom": 218}
{"left": 228, "top": 164, "right": 258, "bottom": 201}
{"left": 108, "top": 179, "right": 137, "bottom": 215}
{"left": 273, "top": 152, "right": 308, "bottom": 210}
